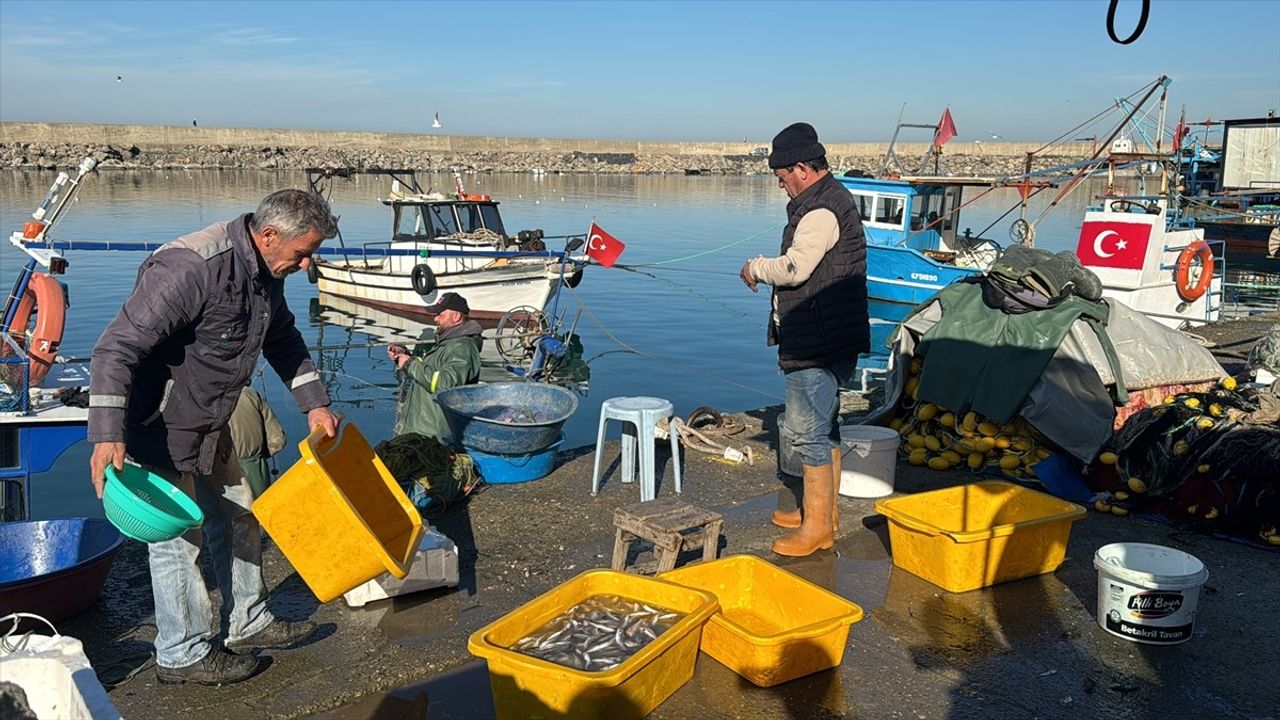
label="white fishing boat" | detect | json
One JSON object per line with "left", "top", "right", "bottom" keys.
{"left": 306, "top": 168, "right": 586, "bottom": 322}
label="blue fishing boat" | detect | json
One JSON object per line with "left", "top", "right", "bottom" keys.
{"left": 836, "top": 175, "right": 1002, "bottom": 307}
{"left": 0, "top": 518, "right": 124, "bottom": 622}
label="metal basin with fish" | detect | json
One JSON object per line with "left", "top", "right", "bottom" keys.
{"left": 436, "top": 382, "right": 578, "bottom": 455}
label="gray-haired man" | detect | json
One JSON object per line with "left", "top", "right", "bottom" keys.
{"left": 89, "top": 189, "right": 340, "bottom": 685}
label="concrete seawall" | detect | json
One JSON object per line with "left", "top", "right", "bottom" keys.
{"left": 0, "top": 122, "right": 1063, "bottom": 157}
{"left": 0, "top": 122, "right": 1088, "bottom": 175}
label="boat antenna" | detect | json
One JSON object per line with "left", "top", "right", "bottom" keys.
{"left": 1028, "top": 75, "right": 1170, "bottom": 229}
{"left": 879, "top": 103, "right": 908, "bottom": 177}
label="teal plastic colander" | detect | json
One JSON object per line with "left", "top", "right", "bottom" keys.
{"left": 103, "top": 464, "right": 205, "bottom": 543}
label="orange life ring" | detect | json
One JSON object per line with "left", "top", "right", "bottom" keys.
{"left": 5, "top": 272, "right": 67, "bottom": 385}
{"left": 1174, "top": 241, "right": 1214, "bottom": 302}
{"left": 462, "top": 193, "right": 491, "bottom": 202}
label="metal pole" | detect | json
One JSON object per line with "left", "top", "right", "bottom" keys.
{"left": 1, "top": 261, "right": 37, "bottom": 332}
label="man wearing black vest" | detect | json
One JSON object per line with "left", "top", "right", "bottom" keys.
{"left": 740, "top": 122, "right": 869, "bottom": 556}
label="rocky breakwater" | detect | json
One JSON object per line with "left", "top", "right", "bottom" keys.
{"left": 0, "top": 140, "right": 1085, "bottom": 178}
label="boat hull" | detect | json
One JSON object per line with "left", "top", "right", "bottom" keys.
{"left": 866, "top": 244, "right": 980, "bottom": 307}
{"left": 313, "top": 259, "right": 571, "bottom": 321}
{"left": 1197, "top": 219, "right": 1277, "bottom": 256}
{"left": 0, "top": 518, "right": 123, "bottom": 622}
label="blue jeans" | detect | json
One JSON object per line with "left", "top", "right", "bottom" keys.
{"left": 781, "top": 362, "right": 854, "bottom": 469}
{"left": 144, "top": 449, "right": 273, "bottom": 668}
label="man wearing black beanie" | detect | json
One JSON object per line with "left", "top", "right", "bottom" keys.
{"left": 740, "top": 122, "right": 870, "bottom": 557}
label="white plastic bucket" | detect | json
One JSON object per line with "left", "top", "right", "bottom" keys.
{"left": 1093, "top": 542, "right": 1209, "bottom": 645}
{"left": 838, "top": 425, "right": 899, "bottom": 498}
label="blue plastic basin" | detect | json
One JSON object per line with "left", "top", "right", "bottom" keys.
{"left": 468, "top": 435, "right": 564, "bottom": 484}
{"left": 436, "top": 382, "right": 578, "bottom": 455}
{"left": 0, "top": 518, "right": 123, "bottom": 622}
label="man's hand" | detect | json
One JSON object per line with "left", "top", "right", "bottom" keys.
{"left": 308, "top": 406, "right": 340, "bottom": 438}
{"left": 387, "top": 344, "right": 407, "bottom": 360}
{"left": 740, "top": 260, "right": 758, "bottom": 293}
{"left": 90, "top": 442, "right": 126, "bottom": 499}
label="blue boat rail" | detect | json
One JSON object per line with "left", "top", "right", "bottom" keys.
{"left": 21, "top": 239, "right": 580, "bottom": 261}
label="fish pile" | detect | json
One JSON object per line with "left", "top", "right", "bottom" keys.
{"left": 476, "top": 404, "right": 546, "bottom": 424}
{"left": 510, "top": 594, "right": 683, "bottom": 672}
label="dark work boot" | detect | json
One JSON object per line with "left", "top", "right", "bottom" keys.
{"left": 156, "top": 648, "right": 259, "bottom": 685}
{"left": 226, "top": 620, "right": 318, "bottom": 655}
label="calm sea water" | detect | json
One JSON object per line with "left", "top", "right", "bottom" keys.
{"left": 0, "top": 170, "right": 1271, "bottom": 519}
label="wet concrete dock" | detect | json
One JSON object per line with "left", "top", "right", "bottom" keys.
{"left": 65, "top": 401, "right": 1279, "bottom": 720}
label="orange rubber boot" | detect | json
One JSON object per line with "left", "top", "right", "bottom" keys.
{"left": 772, "top": 463, "right": 835, "bottom": 557}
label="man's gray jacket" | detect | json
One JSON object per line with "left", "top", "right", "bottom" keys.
{"left": 89, "top": 214, "right": 330, "bottom": 474}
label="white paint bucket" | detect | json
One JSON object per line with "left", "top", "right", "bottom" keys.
{"left": 1093, "top": 542, "right": 1209, "bottom": 645}
{"left": 838, "top": 425, "right": 899, "bottom": 498}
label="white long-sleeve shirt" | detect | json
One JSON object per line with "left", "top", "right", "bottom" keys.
{"left": 747, "top": 209, "right": 839, "bottom": 287}
{"left": 747, "top": 209, "right": 840, "bottom": 326}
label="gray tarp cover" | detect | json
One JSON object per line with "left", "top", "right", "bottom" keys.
{"left": 864, "top": 299, "right": 1224, "bottom": 462}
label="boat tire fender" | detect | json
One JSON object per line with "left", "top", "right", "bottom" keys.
{"left": 565, "top": 266, "right": 584, "bottom": 289}
{"left": 7, "top": 272, "right": 67, "bottom": 385}
{"left": 1174, "top": 241, "right": 1214, "bottom": 302}
{"left": 412, "top": 264, "right": 438, "bottom": 296}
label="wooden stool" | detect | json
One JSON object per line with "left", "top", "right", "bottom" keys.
{"left": 612, "top": 497, "right": 723, "bottom": 573}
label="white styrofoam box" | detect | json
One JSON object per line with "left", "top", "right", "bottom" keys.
{"left": 342, "top": 526, "right": 459, "bottom": 608}
{"left": 0, "top": 625, "right": 122, "bottom": 720}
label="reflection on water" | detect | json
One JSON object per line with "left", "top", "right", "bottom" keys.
{"left": 307, "top": 291, "right": 590, "bottom": 395}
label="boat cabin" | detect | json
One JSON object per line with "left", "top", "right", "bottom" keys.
{"left": 837, "top": 176, "right": 968, "bottom": 253}
{"left": 387, "top": 196, "right": 509, "bottom": 244}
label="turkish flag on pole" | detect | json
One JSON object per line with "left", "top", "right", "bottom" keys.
{"left": 1076, "top": 220, "right": 1151, "bottom": 270}
{"left": 934, "top": 107, "right": 957, "bottom": 148}
{"left": 586, "top": 221, "right": 625, "bottom": 267}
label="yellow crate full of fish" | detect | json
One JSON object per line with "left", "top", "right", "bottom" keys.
{"left": 659, "top": 554, "right": 864, "bottom": 687}
{"left": 875, "top": 480, "right": 1086, "bottom": 593}
{"left": 468, "top": 569, "right": 719, "bottom": 720}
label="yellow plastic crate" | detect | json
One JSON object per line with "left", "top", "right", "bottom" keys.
{"left": 252, "top": 423, "right": 423, "bottom": 603}
{"left": 875, "top": 480, "right": 1086, "bottom": 593}
{"left": 468, "top": 569, "right": 719, "bottom": 720}
{"left": 659, "top": 554, "right": 863, "bottom": 687}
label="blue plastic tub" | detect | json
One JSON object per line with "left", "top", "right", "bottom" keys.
{"left": 0, "top": 518, "right": 123, "bottom": 622}
{"left": 436, "top": 382, "right": 578, "bottom": 455}
{"left": 468, "top": 434, "right": 564, "bottom": 484}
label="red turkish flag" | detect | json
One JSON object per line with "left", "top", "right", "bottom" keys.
{"left": 934, "top": 107, "right": 957, "bottom": 147}
{"left": 586, "top": 222, "right": 625, "bottom": 267}
{"left": 1076, "top": 220, "right": 1151, "bottom": 270}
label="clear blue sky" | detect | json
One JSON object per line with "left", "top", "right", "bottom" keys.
{"left": 1, "top": 0, "right": 1276, "bottom": 141}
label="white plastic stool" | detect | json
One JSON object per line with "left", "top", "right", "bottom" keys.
{"left": 591, "top": 396, "right": 682, "bottom": 502}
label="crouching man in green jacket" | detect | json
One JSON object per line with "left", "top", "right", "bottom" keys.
{"left": 388, "top": 292, "right": 483, "bottom": 441}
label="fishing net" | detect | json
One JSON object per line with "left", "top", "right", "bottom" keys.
{"left": 1249, "top": 322, "right": 1280, "bottom": 375}
{"left": 1093, "top": 380, "right": 1280, "bottom": 544}
{"left": 374, "top": 433, "right": 484, "bottom": 518}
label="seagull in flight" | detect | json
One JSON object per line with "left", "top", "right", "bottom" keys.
{"left": 115, "top": 75, "right": 123, "bottom": 82}
{"left": 432, "top": 112, "right": 442, "bottom": 129}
